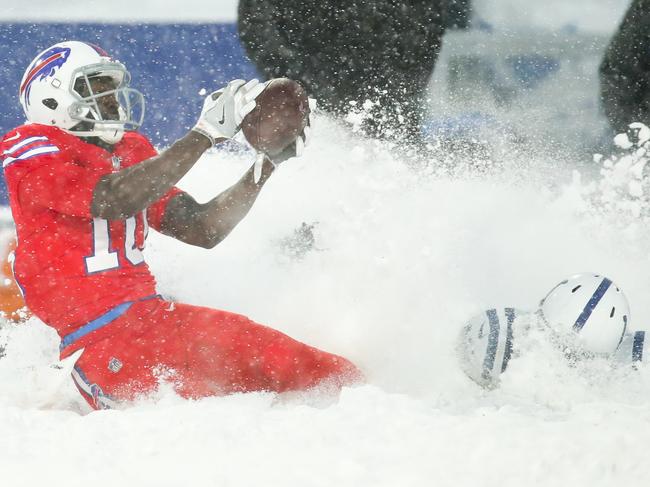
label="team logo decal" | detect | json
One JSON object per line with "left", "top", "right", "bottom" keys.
{"left": 111, "top": 155, "right": 122, "bottom": 170}
{"left": 108, "top": 357, "right": 123, "bottom": 373}
{"left": 20, "top": 46, "right": 71, "bottom": 106}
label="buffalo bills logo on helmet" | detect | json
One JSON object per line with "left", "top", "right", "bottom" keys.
{"left": 20, "top": 46, "right": 72, "bottom": 106}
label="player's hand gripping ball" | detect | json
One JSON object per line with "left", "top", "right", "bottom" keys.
{"left": 194, "top": 79, "right": 264, "bottom": 143}
{"left": 241, "top": 78, "right": 311, "bottom": 157}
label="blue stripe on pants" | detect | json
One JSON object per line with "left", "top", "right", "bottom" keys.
{"left": 60, "top": 294, "right": 159, "bottom": 350}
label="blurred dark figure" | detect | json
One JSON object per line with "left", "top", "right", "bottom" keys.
{"left": 238, "top": 1, "right": 470, "bottom": 147}
{"left": 600, "top": 0, "right": 650, "bottom": 134}
{"left": 446, "top": 0, "right": 472, "bottom": 29}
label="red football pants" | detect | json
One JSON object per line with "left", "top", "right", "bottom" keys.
{"left": 71, "top": 298, "right": 361, "bottom": 409}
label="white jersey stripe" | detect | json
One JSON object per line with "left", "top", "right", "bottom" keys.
{"left": 71, "top": 367, "right": 119, "bottom": 410}
{"left": 3, "top": 145, "right": 60, "bottom": 167}
{"left": 2, "top": 136, "right": 49, "bottom": 155}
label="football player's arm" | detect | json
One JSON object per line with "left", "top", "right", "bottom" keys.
{"left": 92, "top": 131, "right": 213, "bottom": 220}
{"left": 92, "top": 80, "right": 264, "bottom": 221}
{"left": 158, "top": 156, "right": 276, "bottom": 248}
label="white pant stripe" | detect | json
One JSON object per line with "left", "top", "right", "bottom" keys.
{"left": 71, "top": 367, "right": 119, "bottom": 410}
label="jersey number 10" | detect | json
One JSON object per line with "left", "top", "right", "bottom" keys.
{"left": 85, "top": 214, "right": 147, "bottom": 274}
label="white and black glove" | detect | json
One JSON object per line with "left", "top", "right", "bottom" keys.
{"left": 193, "top": 79, "right": 265, "bottom": 145}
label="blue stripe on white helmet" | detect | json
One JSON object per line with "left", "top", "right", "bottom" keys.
{"left": 458, "top": 307, "right": 523, "bottom": 388}
{"left": 539, "top": 273, "right": 629, "bottom": 355}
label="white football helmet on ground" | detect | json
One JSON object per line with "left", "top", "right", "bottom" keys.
{"left": 539, "top": 273, "right": 629, "bottom": 355}
{"left": 458, "top": 307, "right": 525, "bottom": 388}
{"left": 19, "top": 41, "right": 144, "bottom": 144}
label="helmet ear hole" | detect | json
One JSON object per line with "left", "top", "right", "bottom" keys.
{"left": 42, "top": 98, "right": 58, "bottom": 110}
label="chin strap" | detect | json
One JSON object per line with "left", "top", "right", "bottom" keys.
{"left": 64, "top": 125, "right": 125, "bottom": 144}
{"left": 96, "top": 125, "right": 124, "bottom": 144}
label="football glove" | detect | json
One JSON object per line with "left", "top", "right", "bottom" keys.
{"left": 193, "top": 79, "right": 265, "bottom": 145}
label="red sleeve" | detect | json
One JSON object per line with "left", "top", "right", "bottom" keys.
{"left": 16, "top": 154, "right": 106, "bottom": 219}
{"left": 147, "top": 186, "right": 184, "bottom": 231}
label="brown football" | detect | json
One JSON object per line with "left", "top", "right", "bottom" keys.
{"left": 241, "top": 78, "right": 310, "bottom": 156}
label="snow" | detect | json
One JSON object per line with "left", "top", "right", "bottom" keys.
{"left": 3, "top": 0, "right": 650, "bottom": 485}
{"left": 3, "top": 113, "right": 650, "bottom": 485}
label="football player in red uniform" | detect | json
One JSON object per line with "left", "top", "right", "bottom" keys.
{"left": 1, "top": 41, "right": 361, "bottom": 409}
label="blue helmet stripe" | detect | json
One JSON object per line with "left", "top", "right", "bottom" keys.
{"left": 632, "top": 331, "right": 645, "bottom": 362}
{"left": 501, "top": 308, "right": 516, "bottom": 372}
{"left": 482, "top": 308, "right": 500, "bottom": 380}
{"left": 573, "top": 278, "right": 612, "bottom": 332}
{"left": 616, "top": 315, "right": 628, "bottom": 349}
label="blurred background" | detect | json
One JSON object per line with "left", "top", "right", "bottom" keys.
{"left": 0, "top": 1, "right": 635, "bottom": 147}
{"left": 0, "top": 0, "right": 640, "bottom": 218}
{"left": 0, "top": 0, "right": 633, "bottom": 179}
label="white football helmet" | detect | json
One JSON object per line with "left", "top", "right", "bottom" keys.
{"left": 19, "top": 41, "right": 144, "bottom": 144}
{"left": 457, "top": 307, "right": 524, "bottom": 388}
{"left": 539, "top": 273, "right": 629, "bottom": 355}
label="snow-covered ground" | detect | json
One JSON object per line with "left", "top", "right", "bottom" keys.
{"left": 4, "top": 114, "right": 650, "bottom": 486}
{"left": 3, "top": 1, "right": 650, "bottom": 486}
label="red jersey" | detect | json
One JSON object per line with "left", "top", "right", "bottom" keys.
{"left": 1, "top": 123, "right": 181, "bottom": 345}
